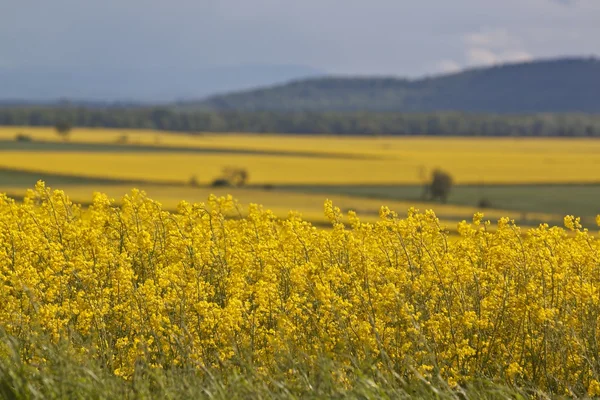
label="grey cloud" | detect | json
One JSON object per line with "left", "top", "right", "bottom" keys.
{"left": 1, "top": 0, "right": 599, "bottom": 77}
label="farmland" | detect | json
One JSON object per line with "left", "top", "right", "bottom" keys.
{"left": 3, "top": 126, "right": 600, "bottom": 397}
{"left": 2, "top": 182, "right": 600, "bottom": 398}
{"left": 0, "top": 126, "right": 599, "bottom": 228}
{"left": 4, "top": 127, "right": 600, "bottom": 186}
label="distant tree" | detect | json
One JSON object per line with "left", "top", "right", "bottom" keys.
{"left": 188, "top": 175, "right": 200, "bottom": 187}
{"left": 116, "top": 134, "right": 129, "bottom": 144}
{"left": 478, "top": 197, "right": 492, "bottom": 209}
{"left": 211, "top": 178, "right": 231, "bottom": 188}
{"left": 55, "top": 121, "right": 72, "bottom": 140}
{"left": 424, "top": 169, "right": 453, "bottom": 203}
{"left": 3, "top": 106, "right": 600, "bottom": 137}
{"left": 14, "top": 133, "right": 32, "bottom": 142}
{"left": 222, "top": 167, "right": 249, "bottom": 187}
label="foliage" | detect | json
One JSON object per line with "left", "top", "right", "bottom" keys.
{"left": 222, "top": 166, "right": 249, "bottom": 187}
{"left": 13, "top": 133, "right": 32, "bottom": 142}
{"left": 424, "top": 169, "right": 454, "bottom": 203}
{"left": 54, "top": 120, "right": 72, "bottom": 139}
{"left": 210, "top": 178, "right": 231, "bottom": 187}
{"left": 210, "top": 167, "right": 249, "bottom": 188}
{"left": 115, "top": 134, "right": 129, "bottom": 144}
{"left": 3, "top": 107, "right": 600, "bottom": 137}
{"left": 0, "top": 332, "right": 533, "bottom": 400}
{"left": 478, "top": 197, "right": 493, "bottom": 209}
{"left": 1, "top": 183, "right": 600, "bottom": 396}
{"left": 188, "top": 175, "right": 200, "bottom": 187}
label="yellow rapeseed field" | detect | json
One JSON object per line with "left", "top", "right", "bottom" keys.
{"left": 1, "top": 182, "right": 600, "bottom": 396}
{"left": 1, "top": 148, "right": 600, "bottom": 185}
{"left": 2, "top": 126, "right": 600, "bottom": 184}
{"left": 0, "top": 183, "right": 558, "bottom": 226}
{"left": 0, "top": 151, "right": 416, "bottom": 185}
{"left": 5, "top": 125, "right": 600, "bottom": 158}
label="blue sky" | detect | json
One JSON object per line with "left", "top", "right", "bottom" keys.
{"left": 1, "top": 0, "right": 599, "bottom": 77}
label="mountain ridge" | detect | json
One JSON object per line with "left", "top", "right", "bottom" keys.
{"left": 185, "top": 57, "right": 600, "bottom": 113}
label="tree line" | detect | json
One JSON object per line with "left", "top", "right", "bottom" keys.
{"left": 1, "top": 107, "right": 600, "bottom": 136}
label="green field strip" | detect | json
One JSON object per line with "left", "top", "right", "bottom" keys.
{"left": 262, "top": 183, "right": 600, "bottom": 220}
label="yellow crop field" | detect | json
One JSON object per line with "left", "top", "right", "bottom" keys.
{"left": 1, "top": 183, "right": 600, "bottom": 396}
{"left": 1, "top": 126, "right": 599, "bottom": 396}
{"left": 6, "top": 125, "right": 600, "bottom": 154}
{"left": 0, "top": 151, "right": 416, "bottom": 184}
{"left": 3, "top": 126, "right": 600, "bottom": 184}
{"left": 1, "top": 147, "right": 600, "bottom": 185}
{"left": 0, "top": 183, "right": 557, "bottom": 226}
{"left": 0, "top": 126, "right": 598, "bottom": 230}
{"left": 6, "top": 125, "right": 600, "bottom": 159}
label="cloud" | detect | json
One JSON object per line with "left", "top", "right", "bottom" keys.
{"left": 2, "top": 0, "right": 600, "bottom": 79}
{"left": 464, "top": 30, "right": 533, "bottom": 66}
{"left": 465, "top": 48, "right": 498, "bottom": 65}
{"left": 466, "top": 48, "right": 533, "bottom": 66}
{"left": 464, "top": 29, "right": 521, "bottom": 49}
{"left": 437, "top": 60, "right": 462, "bottom": 74}
{"left": 436, "top": 28, "right": 535, "bottom": 73}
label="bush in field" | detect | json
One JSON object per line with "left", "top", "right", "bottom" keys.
{"left": 210, "top": 167, "right": 249, "bottom": 188}
{"left": 14, "top": 132, "right": 33, "bottom": 142}
{"left": 54, "top": 121, "right": 72, "bottom": 140}
{"left": 478, "top": 197, "right": 492, "bottom": 209}
{"left": 2, "top": 182, "right": 600, "bottom": 396}
{"left": 115, "top": 134, "right": 129, "bottom": 144}
{"left": 423, "top": 168, "right": 453, "bottom": 203}
{"left": 211, "top": 178, "right": 231, "bottom": 187}
{"left": 188, "top": 175, "right": 200, "bottom": 187}
{"left": 222, "top": 166, "right": 249, "bottom": 187}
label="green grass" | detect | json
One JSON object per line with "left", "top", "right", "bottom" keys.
{"left": 0, "top": 333, "right": 541, "bottom": 400}
{"left": 269, "top": 183, "right": 600, "bottom": 220}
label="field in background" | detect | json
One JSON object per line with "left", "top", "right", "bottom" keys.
{"left": 0, "top": 183, "right": 561, "bottom": 229}
{"left": 1, "top": 126, "right": 599, "bottom": 228}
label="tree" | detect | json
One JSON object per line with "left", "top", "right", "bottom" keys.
{"left": 424, "top": 169, "right": 453, "bottom": 203}
{"left": 208, "top": 167, "right": 249, "bottom": 188}
{"left": 222, "top": 167, "right": 249, "bottom": 187}
{"left": 478, "top": 197, "right": 492, "bottom": 209}
{"left": 211, "top": 178, "right": 231, "bottom": 188}
{"left": 14, "top": 133, "right": 32, "bottom": 142}
{"left": 55, "top": 121, "right": 72, "bottom": 140}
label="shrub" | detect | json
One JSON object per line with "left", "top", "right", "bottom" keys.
{"left": 55, "top": 121, "right": 72, "bottom": 140}
{"left": 222, "top": 167, "right": 249, "bottom": 187}
{"left": 423, "top": 168, "right": 453, "bottom": 203}
{"left": 188, "top": 175, "right": 200, "bottom": 187}
{"left": 211, "top": 178, "right": 231, "bottom": 187}
{"left": 115, "top": 134, "right": 129, "bottom": 144}
{"left": 14, "top": 133, "right": 33, "bottom": 142}
{"left": 478, "top": 197, "right": 492, "bottom": 209}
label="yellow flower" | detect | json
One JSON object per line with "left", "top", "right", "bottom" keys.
{"left": 589, "top": 379, "right": 600, "bottom": 397}
{"left": 1, "top": 182, "right": 600, "bottom": 396}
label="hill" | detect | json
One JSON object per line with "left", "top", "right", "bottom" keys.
{"left": 189, "top": 58, "right": 600, "bottom": 113}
